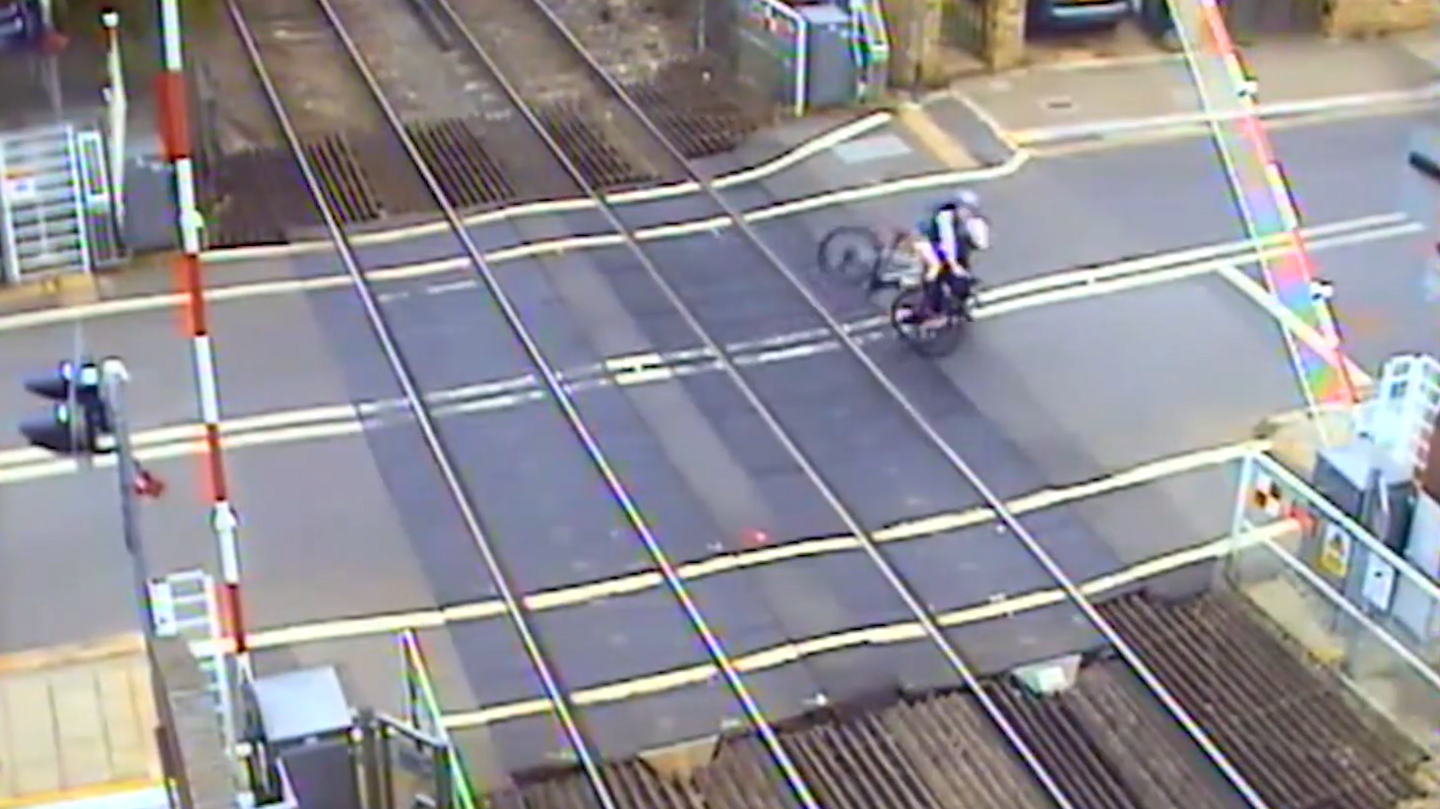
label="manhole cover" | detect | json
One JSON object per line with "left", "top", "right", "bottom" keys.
{"left": 1041, "top": 96, "right": 1075, "bottom": 112}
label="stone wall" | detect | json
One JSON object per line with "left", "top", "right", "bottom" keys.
{"left": 1324, "top": 0, "right": 1439, "bottom": 37}
{"left": 985, "top": 0, "right": 1026, "bottom": 71}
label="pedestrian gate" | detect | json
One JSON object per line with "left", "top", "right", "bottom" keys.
{"left": 0, "top": 123, "right": 123, "bottom": 286}
{"left": 149, "top": 569, "right": 242, "bottom": 793}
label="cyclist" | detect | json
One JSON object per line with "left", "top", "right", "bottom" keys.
{"left": 909, "top": 189, "right": 989, "bottom": 326}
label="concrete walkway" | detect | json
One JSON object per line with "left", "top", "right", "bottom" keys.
{"left": 0, "top": 636, "right": 159, "bottom": 807}
{"left": 956, "top": 37, "right": 1440, "bottom": 147}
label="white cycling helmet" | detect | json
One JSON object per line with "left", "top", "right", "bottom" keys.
{"left": 956, "top": 189, "right": 981, "bottom": 210}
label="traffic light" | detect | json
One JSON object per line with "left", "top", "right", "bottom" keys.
{"left": 18, "top": 360, "right": 114, "bottom": 455}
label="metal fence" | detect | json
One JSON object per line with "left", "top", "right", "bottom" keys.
{"left": 1225, "top": 451, "right": 1440, "bottom": 750}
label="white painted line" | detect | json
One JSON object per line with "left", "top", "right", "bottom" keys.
{"left": 0, "top": 153, "right": 1033, "bottom": 335}
{"left": 1010, "top": 82, "right": 1440, "bottom": 146}
{"left": 184, "top": 435, "right": 1267, "bottom": 660}
{"left": 0, "top": 215, "right": 1411, "bottom": 484}
{"left": 201, "top": 112, "right": 897, "bottom": 263}
{"left": 442, "top": 518, "right": 1292, "bottom": 726}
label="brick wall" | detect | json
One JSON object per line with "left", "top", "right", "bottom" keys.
{"left": 1324, "top": 0, "right": 1439, "bottom": 37}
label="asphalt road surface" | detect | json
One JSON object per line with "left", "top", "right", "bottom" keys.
{"left": 0, "top": 108, "right": 1433, "bottom": 769}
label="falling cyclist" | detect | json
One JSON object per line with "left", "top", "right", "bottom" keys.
{"left": 906, "top": 189, "right": 990, "bottom": 327}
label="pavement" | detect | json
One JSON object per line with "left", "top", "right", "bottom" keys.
{"left": 2, "top": 37, "right": 1439, "bottom": 779}
{"left": 953, "top": 36, "right": 1440, "bottom": 147}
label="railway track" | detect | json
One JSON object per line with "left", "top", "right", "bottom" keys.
{"left": 203, "top": 0, "right": 757, "bottom": 246}
{"left": 220, "top": 0, "right": 1416, "bottom": 806}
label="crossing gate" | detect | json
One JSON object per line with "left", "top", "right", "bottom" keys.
{"left": 0, "top": 123, "right": 123, "bottom": 286}
{"left": 400, "top": 631, "right": 480, "bottom": 809}
{"left": 148, "top": 569, "right": 242, "bottom": 791}
{"left": 1359, "top": 354, "right": 1440, "bottom": 480}
{"left": 735, "top": 0, "right": 809, "bottom": 115}
{"left": 1231, "top": 452, "right": 1440, "bottom": 656}
{"left": 846, "top": 0, "right": 891, "bottom": 100}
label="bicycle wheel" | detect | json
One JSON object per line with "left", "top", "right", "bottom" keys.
{"left": 889, "top": 287, "right": 965, "bottom": 358}
{"left": 818, "top": 225, "right": 883, "bottom": 283}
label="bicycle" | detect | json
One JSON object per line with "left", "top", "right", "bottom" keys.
{"left": 818, "top": 224, "right": 975, "bottom": 357}
{"left": 816, "top": 225, "right": 920, "bottom": 291}
{"left": 887, "top": 276, "right": 976, "bottom": 358}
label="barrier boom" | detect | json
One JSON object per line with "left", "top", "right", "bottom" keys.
{"left": 1165, "top": 0, "right": 1359, "bottom": 440}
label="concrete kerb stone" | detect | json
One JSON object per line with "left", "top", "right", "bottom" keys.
{"left": 1008, "top": 82, "right": 1440, "bottom": 147}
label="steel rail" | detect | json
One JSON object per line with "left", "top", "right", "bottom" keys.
{"left": 423, "top": 0, "right": 1097, "bottom": 806}
{"left": 499, "top": 1, "right": 1277, "bottom": 806}
{"left": 221, "top": 0, "right": 621, "bottom": 805}
{"left": 260, "top": 0, "right": 827, "bottom": 803}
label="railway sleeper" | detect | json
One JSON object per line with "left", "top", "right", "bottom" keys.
{"left": 535, "top": 99, "right": 657, "bottom": 191}
{"left": 986, "top": 681, "right": 1138, "bottom": 809}
{"left": 625, "top": 79, "right": 756, "bottom": 159}
{"left": 1099, "top": 593, "right": 1421, "bottom": 809}
{"left": 204, "top": 145, "right": 318, "bottom": 247}
{"left": 404, "top": 117, "right": 519, "bottom": 209}
{"left": 306, "top": 133, "right": 385, "bottom": 224}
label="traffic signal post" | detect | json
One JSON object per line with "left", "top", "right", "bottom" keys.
{"left": 18, "top": 357, "right": 189, "bottom": 804}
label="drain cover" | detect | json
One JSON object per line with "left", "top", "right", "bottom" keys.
{"left": 1041, "top": 96, "right": 1076, "bottom": 112}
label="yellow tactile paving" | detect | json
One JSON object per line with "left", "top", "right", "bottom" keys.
{"left": 0, "top": 638, "right": 159, "bottom": 805}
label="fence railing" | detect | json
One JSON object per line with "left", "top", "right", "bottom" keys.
{"left": 1227, "top": 450, "right": 1440, "bottom": 750}
{"left": 400, "top": 629, "right": 483, "bottom": 809}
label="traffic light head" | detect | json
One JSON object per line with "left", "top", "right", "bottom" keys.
{"left": 19, "top": 403, "right": 85, "bottom": 454}
{"left": 23, "top": 360, "right": 101, "bottom": 403}
{"left": 18, "top": 361, "right": 111, "bottom": 456}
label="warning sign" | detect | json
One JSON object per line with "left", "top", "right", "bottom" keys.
{"left": 1318, "top": 524, "right": 1351, "bottom": 578}
{"left": 3, "top": 173, "right": 36, "bottom": 201}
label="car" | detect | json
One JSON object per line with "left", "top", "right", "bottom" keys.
{"left": 1027, "top": 0, "right": 1134, "bottom": 33}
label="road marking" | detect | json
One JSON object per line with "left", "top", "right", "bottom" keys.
{"left": 894, "top": 102, "right": 980, "bottom": 169}
{"left": 204, "top": 111, "right": 899, "bottom": 263}
{"left": 0, "top": 216, "right": 1407, "bottom": 483}
{"left": 0, "top": 152, "right": 1032, "bottom": 335}
{"left": 440, "top": 519, "right": 1295, "bottom": 727}
{"left": 169, "top": 436, "right": 1263, "bottom": 659}
{"left": 0, "top": 782, "right": 165, "bottom": 809}
{"left": 1030, "top": 98, "right": 1440, "bottom": 158}
{"left": 0, "top": 632, "right": 143, "bottom": 675}
{"left": 1008, "top": 83, "right": 1440, "bottom": 148}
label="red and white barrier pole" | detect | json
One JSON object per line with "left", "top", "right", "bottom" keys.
{"left": 154, "top": 0, "right": 250, "bottom": 678}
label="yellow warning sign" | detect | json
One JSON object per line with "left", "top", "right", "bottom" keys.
{"left": 1318, "top": 524, "right": 1351, "bottom": 578}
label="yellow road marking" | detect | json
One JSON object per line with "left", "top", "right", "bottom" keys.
{"left": 0, "top": 212, "right": 1405, "bottom": 484}
{"left": 183, "top": 437, "right": 1264, "bottom": 658}
{"left": 895, "top": 102, "right": 980, "bottom": 169}
{"left": 0, "top": 633, "right": 143, "bottom": 675}
{"left": 0, "top": 151, "right": 1032, "bottom": 335}
{"left": 0, "top": 781, "right": 164, "bottom": 809}
{"left": 441, "top": 519, "right": 1294, "bottom": 727}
